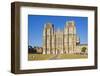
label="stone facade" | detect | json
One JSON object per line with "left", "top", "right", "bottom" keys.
{"left": 43, "top": 21, "right": 87, "bottom": 54}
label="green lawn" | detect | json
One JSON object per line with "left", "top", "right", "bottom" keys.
{"left": 28, "top": 54, "right": 88, "bottom": 61}
{"left": 58, "top": 54, "right": 88, "bottom": 59}
{"left": 28, "top": 54, "right": 55, "bottom": 61}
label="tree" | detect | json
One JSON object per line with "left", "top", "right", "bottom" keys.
{"left": 28, "top": 45, "right": 32, "bottom": 49}
{"left": 28, "top": 45, "right": 37, "bottom": 54}
{"left": 81, "top": 47, "right": 87, "bottom": 54}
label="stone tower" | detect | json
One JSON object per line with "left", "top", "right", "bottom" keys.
{"left": 43, "top": 23, "right": 54, "bottom": 54}
{"left": 67, "top": 21, "right": 76, "bottom": 53}
{"left": 64, "top": 23, "right": 68, "bottom": 53}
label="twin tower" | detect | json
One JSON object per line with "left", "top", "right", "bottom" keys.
{"left": 43, "top": 21, "right": 80, "bottom": 54}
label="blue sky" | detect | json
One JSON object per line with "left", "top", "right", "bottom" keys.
{"left": 28, "top": 15, "right": 88, "bottom": 47}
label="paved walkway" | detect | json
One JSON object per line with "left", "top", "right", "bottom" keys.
{"left": 49, "top": 54, "right": 60, "bottom": 60}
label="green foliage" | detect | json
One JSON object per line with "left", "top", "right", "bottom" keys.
{"left": 81, "top": 47, "right": 87, "bottom": 53}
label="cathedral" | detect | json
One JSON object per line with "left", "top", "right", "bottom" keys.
{"left": 43, "top": 21, "right": 87, "bottom": 54}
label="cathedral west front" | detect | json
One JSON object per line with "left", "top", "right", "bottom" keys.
{"left": 43, "top": 21, "right": 87, "bottom": 54}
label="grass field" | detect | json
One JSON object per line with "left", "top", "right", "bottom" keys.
{"left": 28, "top": 54, "right": 88, "bottom": 61}
{"left": 58, "top": 54, "right": 87, "bottom": 59}
{"left": 28, "top": 54, "right": 55, "bottom": 60}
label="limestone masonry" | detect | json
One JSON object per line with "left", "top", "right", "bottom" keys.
{"left": 43, "top": 21, "right": 87, "bottom": 54}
